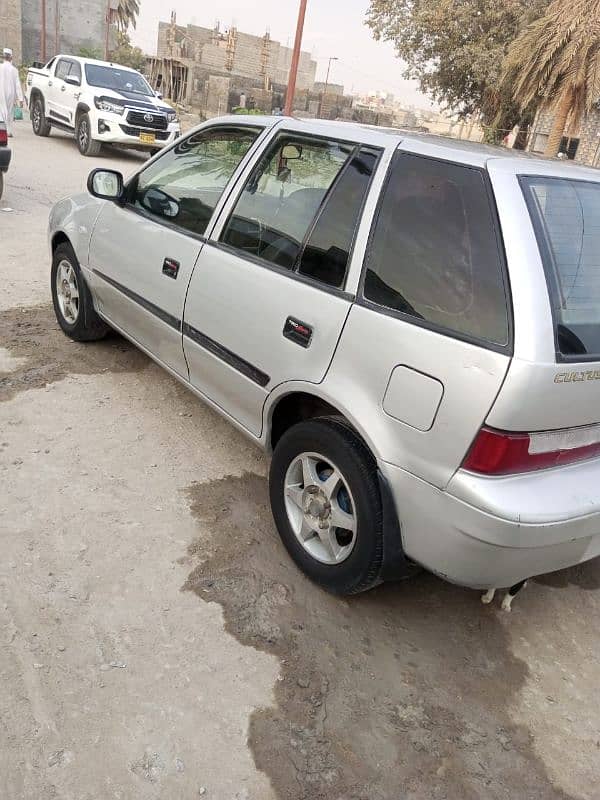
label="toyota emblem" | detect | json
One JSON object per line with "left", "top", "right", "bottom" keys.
{"left": 144, "top": 113, "right": 154, "bottom": 123}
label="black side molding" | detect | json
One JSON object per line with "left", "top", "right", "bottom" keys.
{"left": 182, "top": 322, "right": 270, "bottom": 388}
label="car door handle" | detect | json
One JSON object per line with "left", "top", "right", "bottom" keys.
{"left": 283, "top": 317, "right": 313, "bottom": 348}
{"left": 162, "top": 257, "right": 180, "bottom": 279}
{"left": 48, "top": 80, "right": 53, "bottom": 86}
{"left": 60, "top": 85, "right": 66, "bottom": 92}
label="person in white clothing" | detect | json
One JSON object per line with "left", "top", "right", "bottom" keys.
{"left": 0, "top": 48, "right": 24, "bottom": 137}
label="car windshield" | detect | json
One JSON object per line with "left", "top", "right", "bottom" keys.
{"left": 522, "top": 176, "right": 600, "bottom": 361}
{"left": 85, "top": 64, "right": 154, "bottom": 96}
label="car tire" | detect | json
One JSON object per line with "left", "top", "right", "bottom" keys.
{"left": 51, "top": 242, "right": 109, "bottom": 341}
{"left": 31, "top": 97, "right": 51, "bottom": 136}
{"left": 269, "top": 418, "right": 384, "bottom": 595}
{"left": 76, "top": 113, "right": 102, "bottom": 157}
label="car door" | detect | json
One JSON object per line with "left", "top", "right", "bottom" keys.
{"left": 87, "top": 124, "right": 266, "bottom": 377}
{"left": 56, "top": 59, "right": 81, "bottom": 126}
{"left": 182, "top": 131, "right": 383, "bottom": 435}
{"left": 47, "top": 58, "right": 72, "bottom": 124}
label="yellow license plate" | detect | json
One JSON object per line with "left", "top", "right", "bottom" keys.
{"left": 139, "top": 132, "right": 155, "bottom": 144}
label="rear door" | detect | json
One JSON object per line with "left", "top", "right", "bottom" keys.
{"left": 88, "top": 124, "right": 265, "bottom": 377}
{"left": 47, "top": 58, "right": 74, "bottom": 125}
{"left": 182, "top": 131, "right": 383, "bottom": 435}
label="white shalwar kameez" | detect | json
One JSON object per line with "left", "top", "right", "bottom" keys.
{"left": 0, "top": 61, "right": 24, "bottom": 135}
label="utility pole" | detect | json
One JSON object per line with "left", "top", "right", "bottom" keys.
{"left": 320, "top": 56, "right": 338, "bottom": 118}
{"left": 41, "top": 0, "right": 47, "bottom": 62}
{"left": 104, "top": 0, "right": 112, "bottom": 61}
{"left": 55, "top": 0, "right": 60, "bottom": 55}
{"left": 284, "top": 0, "right": 308, "bottom": 117}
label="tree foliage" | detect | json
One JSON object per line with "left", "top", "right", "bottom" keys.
{"left": 109, "top": 31, "right": 146, "bottom": 71}
{"left": 116, "top": 0, "right": 140, "bottom": 33}
{"left": 501, "top": 0, "right": 600, "bottom": 155}
{"left": 365, "top": 0, "right": 550, "bottom": 138}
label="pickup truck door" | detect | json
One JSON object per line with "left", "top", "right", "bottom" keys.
{"left": 87, "top": 123, "right": 268, "bottom": 378}
{"left": 182, "top": 132, "right": 383, "bottom": 436}
{"left": 46, "top": 58, "right": 75, "bottom": 125}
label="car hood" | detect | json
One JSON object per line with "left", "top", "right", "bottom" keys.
{"left": 92, "top": 87, "right": 174, "bottom": 113}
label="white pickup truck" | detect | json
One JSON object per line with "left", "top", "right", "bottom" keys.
{"left": 26, "top": 55, "right": 181, "bottom": 156}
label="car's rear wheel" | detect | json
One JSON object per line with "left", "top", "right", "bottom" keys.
{"left": 269, "top": 418, "right": 384, "bottom": 595}
{"left": 51, "top": 243, "right": 109, "bottom": 341}
{"left": 31, "top": 97, "right": 51, "bottom": 136}
{"left": 76, "top": 114, "right": 102, "bottom": 157}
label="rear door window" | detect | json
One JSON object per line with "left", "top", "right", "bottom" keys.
{"left": 521, "top": 176, "right": 600, "bottom": 360}
{"left": 221, "top": 134, "right": 380, "bottom": 287}
{"left": 362, "top": 151, "right": 510, "bottom": 347}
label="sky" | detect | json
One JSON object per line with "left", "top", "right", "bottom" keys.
{"left": 131, "top": 0, "right": 435, "bottom": 109}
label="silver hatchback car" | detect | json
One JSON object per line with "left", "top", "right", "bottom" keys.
{"left": 49, "top": 116, "right": 600, "bottom": 595}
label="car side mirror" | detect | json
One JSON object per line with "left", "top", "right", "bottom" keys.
{"left": 155, "top": 90, "right": 163, "bottom": 99}
{"left": 64, "top": 74, "right": 81, "bottom": 87}
{"left": 87, "top": 169, "right": 124, "bottom": 201}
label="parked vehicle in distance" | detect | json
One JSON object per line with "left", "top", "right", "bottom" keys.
{"left": 0, "top": 118, "right": 11, "bottom": 199}
{"left": 48, "top": 116, "right": 600, "bottom": 595}
{"left": 26, "top": 55, "right": 180, "bottom": 156}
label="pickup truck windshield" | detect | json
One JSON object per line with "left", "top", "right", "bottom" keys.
{"left": 84, "top": 64, "right": 153, "bottom": 96}
{"left": 522, "top": 175, "right": 600, "bottom": 361}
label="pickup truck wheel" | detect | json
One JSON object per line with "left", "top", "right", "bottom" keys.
{"left": 269, "top": 418, "right": 384, "bottom": 595}
{"left": 31, "top": 98, "right": 51, "bottom": 136}
{"left": 77, "top": 114, "right": 102, "bottom": 156}
{"left": 51, "top": 243, "right": 109, "bottom": 341}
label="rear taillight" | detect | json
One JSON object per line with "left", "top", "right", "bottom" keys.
{"left": 462, "top": 425, "right": 600, "bottom": 475}
{"left": 0, "top": 129, "right": 7, "bottom": 146}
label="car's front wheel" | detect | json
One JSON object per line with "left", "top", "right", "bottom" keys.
{"left": 269, "top": 418, "right": 384, "bottom": 595}
{"left": 51, "top": 243, "right": 109, "bottom": 341}
{"left": 76, "top": 113, "right": 102, "bottom": 156}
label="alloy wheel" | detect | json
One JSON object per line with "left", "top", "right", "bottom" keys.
{"left": 284, "top": 451, "right": 357, "bottom": 565}
{"left": 56, "top": 259, "right": 80, "bottom": 324}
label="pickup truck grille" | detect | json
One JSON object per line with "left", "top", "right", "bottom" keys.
{"left": 120, "top": 125, "right": 170, "bottom": 141}
{"left": 126, "top": 110, "right": 168, "bottom": 130}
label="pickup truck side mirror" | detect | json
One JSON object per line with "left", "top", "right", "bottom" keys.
{"left": 64, "top": 75, "right": 81, "bottom": 87}
{"left": 155, "top": 90, "right": 163, "bottom": 99}
{"left": 87, "top": 169, "right": 125, "bottom": 202}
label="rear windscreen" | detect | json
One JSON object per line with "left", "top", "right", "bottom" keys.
{"left": 522, "top": 176, "right": 600, "bottom": 360}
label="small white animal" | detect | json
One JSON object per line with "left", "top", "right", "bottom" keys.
{"left": 481, "top": 580, "right": 528, "bottom": 612}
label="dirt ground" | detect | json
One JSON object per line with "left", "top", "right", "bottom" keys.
{"left": 1, "top": 121, "right": 599, "bottom": 800}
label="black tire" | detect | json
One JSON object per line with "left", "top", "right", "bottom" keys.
{"left": 269, "top": 418, "right": 384, "bottom": 595}
{"left": 51, "top": 242, "right": 109, "bottom": 341}
{"left": 76, "top": 113, "right": 102, "bottom": 156}
{"left": 31, "top": 97, "right": 51, "bottom": 136}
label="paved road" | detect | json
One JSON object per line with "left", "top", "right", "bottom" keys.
{"left": 1, "top": 120, "right": 599, "bottom": 800}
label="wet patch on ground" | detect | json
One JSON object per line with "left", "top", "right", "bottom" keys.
{"left": 183, "top": 473, "right": 576, "bottom": 800}
{"left": 0, "top": 304, "right": 149, "bottom": 401}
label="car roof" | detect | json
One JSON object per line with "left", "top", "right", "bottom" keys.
{"left": 56, "top": 54, "right": 141, "bottom": 73}
{"left": 210, "top": 115, "right": 600, "bottom": 180}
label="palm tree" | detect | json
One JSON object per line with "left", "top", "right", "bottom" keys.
{"left": 115, "top": 0, "right": 140, "bottom": 32}
{"left": 501, "top": 0, "right": 600, "bottom": 157}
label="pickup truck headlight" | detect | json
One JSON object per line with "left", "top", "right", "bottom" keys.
{"left": 94, "top": 97, "right": 125, "bottom": 115}
{"left": 166, "top": 111, "right": 178, "bottom": 123}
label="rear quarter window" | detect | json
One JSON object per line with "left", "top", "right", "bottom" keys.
{"left": 521, "top": 176, "right": 600, "bottom": 361}
{"left": 362, "top": 152, "right": 510, "bottom": 348}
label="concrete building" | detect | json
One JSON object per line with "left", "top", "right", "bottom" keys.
{"left": 528, "top": 106, "right": 600, "bottom": 167}
{"left": 0, "top": 0, "right": 110, "bottom": 65}
{"left": 147, "top": 17, "right": 316, "bottom": 118}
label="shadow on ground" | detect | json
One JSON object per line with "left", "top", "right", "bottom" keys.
{"left": 0, "top": 304, "right": 148, "bottom": 402}
{"left": 183, "top": 472, "right": 581, "bottom": 800}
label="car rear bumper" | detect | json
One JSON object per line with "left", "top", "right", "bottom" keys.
{"left": 381, "top": 461, "right": 600, "bottom": 588}
{"left": 0, "top": 147, "right": 11, "bottom": 171}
